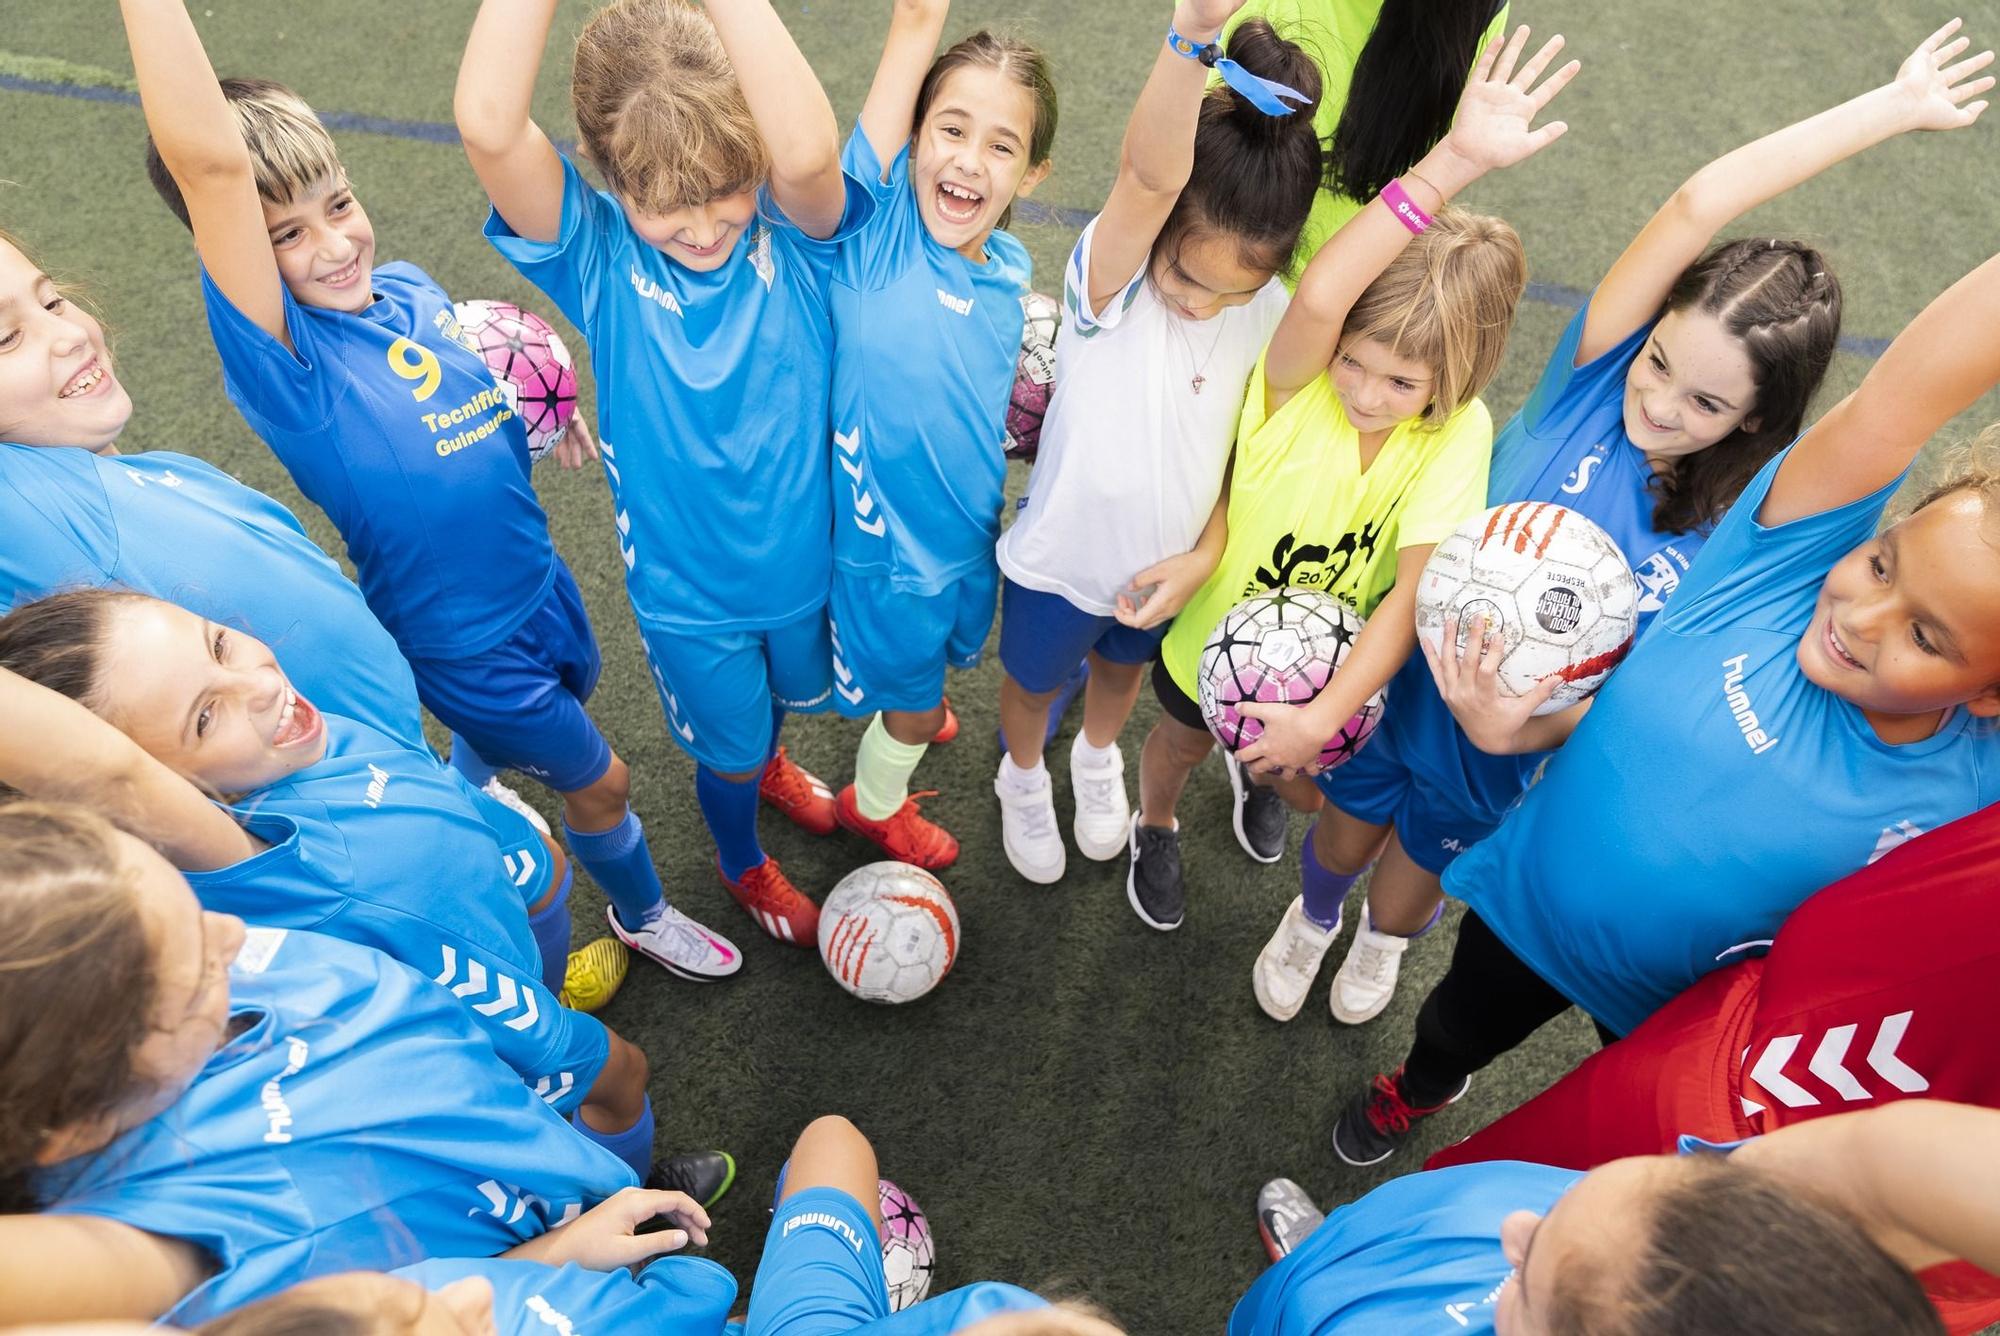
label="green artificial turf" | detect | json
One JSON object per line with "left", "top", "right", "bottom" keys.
{"left": 5, "top": 1, "right": 1998, "bottom": 1328}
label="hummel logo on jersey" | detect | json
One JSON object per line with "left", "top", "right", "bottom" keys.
{"left": 363, "top": 762, "right": 392, "bottom": 808}
{"left": 1869, "top": 820, "right": 1924, "bottom": 864}
{"left": 524, "top": 1295, "right": 580, "bottom": 1336}
{"left": 629, "top": 268, "right": 686, "bottom": 317}
{"left": 260, "top": 1036, "right": 309, "bottom": 1144}
{"left": 936, "top": 288, "right": 974, "bottom": 316}
{"left": 1720, "top": 654, "right": 1778, "bottom": 754}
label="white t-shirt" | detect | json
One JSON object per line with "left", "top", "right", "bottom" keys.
{"left": 996, "top": 217, "right": 1288, "bottom": 614}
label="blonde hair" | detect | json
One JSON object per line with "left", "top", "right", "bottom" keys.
{"left": 1342, "top": 205, "right": 1527, "bottom": 429}
{"left": 144, "top": 78, "right": 345, "bottom": 231}
{"left": 1908, "top": 422, "right": 2000, "bottom": 547}
{"left": 572, "top": 0, "right": 771, "bottom": 215}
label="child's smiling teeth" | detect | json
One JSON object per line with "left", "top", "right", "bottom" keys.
{"left": 1826, "top": 619, "right": 1862, "bottom": 669}
{"left": 937, "top": 180, "right": 984, "bottom": 223}
{"left": 59, "top": 362, "right": 105, "bottom": 398}
{"left": 320, "top": 260, "right": 359, "bottom": 287}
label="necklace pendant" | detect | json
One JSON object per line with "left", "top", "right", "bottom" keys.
{"left": 1191, "top": 373, "right": 1205, "bottom": 394}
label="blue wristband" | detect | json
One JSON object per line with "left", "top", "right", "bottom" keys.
{"left": 1165, "top": 25, "right": 1310, "bottom": 116}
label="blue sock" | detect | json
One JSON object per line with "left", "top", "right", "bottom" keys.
{"left": 1302, "top": 825, "right": 1363, "bottom": 929}
{"left": 565, "top": 810, "right": 666, "bottom": 932}
{"left": 527, "top": 864, "right": 574, "bottom": 994}
{"left": 1383, "top": 899, "right": 1448, "bottom": 939}
{"left": 696, "top": 765, "right": 766, "bottom": 882}
{"left": 575, "top": 1093, "right": 654, "bottom": 1179}
{"left": 449, "top": 732, "right": 498, "bottom": 788}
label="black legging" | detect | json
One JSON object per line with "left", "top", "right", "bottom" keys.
{"left": 1399, "top": 909, "right": 1618, "bottom": 1106}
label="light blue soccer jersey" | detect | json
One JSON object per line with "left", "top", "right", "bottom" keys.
{"left": 185, "top": 713, "right": 597, "bottom": 1107}
{"left": 200, "top": 262, "right": 556, "bottom": 659}
{"left": 397, "top": 1255, "right": 738, "bottom": 1336}
{"left": 828, "top": 133, "right": 1032, "bottom": 595}
{"left": 1382, "top": 303, "right": 1707, "bottom": 826}
{"left": 486, "top": 155, "right": 864, "bottom": 633}
{"left": 43, "top": 927, "right": 636, "bottom": 1325}
{"left": 0, "top": 442, "right": 419, "bottom": 739}
{"left": 1444, "top": 450, "right": 2000, "bottom": 1034}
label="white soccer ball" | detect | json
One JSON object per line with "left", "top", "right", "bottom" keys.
{"left": 818, "top": 862, "right": 961, "bottom": 1004}
{"left": 1415, "top": 502, "right": 1640, "bottom": 715}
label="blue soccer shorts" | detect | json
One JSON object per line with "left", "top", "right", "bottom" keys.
{"left": 1315, "top": 718, "right": 1501, "bottom": 877}
{"left": 638, "top": 606, "right": 833, "bottom": 775}
{"left": 997, "top": 577, "right": 1165, "bottom": 694}
{"left": 745, "top": 1187, "right": 891, "bottom": 1336}
{"left": 410, "top": 559, "right": 613, "bottom": 793}
{"left": 828, "top": 564, "right": 999, "bottom": 716}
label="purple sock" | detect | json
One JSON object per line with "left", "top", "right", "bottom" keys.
{"left": 1301, "top": 845, "right": 1362, "bottom": 929}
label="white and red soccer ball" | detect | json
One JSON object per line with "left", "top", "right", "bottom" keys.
{"left": 1004, "top": 291, "right": 1059, "bottom": 462}
{"left": 818, "top": 862, "right": 961, "bottom": 1004}
{"left": 1415, "top": 502, "right": 1640, "bottom": 716}
{"left": 451, "top": 299, "right": 578, "bottom": 462}
{"left": 1197, "top": 587, "right": 1383, "bottom": 771}
{"left": 878, "top": 1178, "right": 936, "bottom": 1310}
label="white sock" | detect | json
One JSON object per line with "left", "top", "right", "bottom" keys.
{"left": 998, "top": 753, "right": 1050, "bottom": 794}
{"left": 1073, "top": 733, "right": 1119, "bottom": 766}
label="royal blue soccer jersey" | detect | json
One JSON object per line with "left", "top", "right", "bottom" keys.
{"left": 0, "top": 442, "right": 418, "bottom": 738}
{"left": 486, "top": 155, "right": 865, "bottom": 633}
{"left": 828, "top": 133, "right": 1032, "bottom": 595}
{"left": 185, "top": 713, "right": 593, "bottom": 1101}
{"left": 1444, "top": 450, "right": 2000, "bottom": 1034}
{"left": 1386, "top": 302, "right": 1709, "bottom": 825}
{"left": 200, "top": 261, "right": 555, "bottom": 658}
{"left": 1229, "top": 1161, "right": 1578, "bottom": 1334}
{"left": 396, "top": 1256, "right": 739, "bottom": 1336}
{"left": 43, "top": 927, "right": 636, "bottom": 1324}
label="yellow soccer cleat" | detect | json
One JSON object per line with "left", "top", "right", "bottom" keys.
{"left": 557, "top": 935, "right": 629, "bottom": 1013}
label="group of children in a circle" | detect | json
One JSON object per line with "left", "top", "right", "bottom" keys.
{"left": 3, "top": 0, "right": 2000, "bottom": 1329}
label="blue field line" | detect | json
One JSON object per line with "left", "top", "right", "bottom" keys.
{"left": 0, "top": 70, "right": 1898, "bottom": 359}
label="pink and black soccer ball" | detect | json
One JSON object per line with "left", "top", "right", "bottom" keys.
{"left": 1196, "top": 587, "right": 1383, "bottom": 771}
{"left": 1004, "top": 291, "right": 1059, "bottom": 462}
{"left": 878, "top": 1178, "right": 936, "bottom": 1310}
{"left": 451, "top": 299, "right": 578, "bottom": 463}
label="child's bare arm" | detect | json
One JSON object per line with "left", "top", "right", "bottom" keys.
{"left": 708, "top": 0, "right": 847, "bottom": 239}
{"left": 1766, "top": 249, "right": 2000, "bottom": 526}
{"left": 1264, "top": 28, "right": 1577, "bottom": 412}
{"left": 858, "top": 0, "right": 951, "bottom": 174}
{"left": 0, "top": 1215, "right": 209, "bottom": 1323}
{"left": 0, "top": 667, "right": 261, "bottom": 872}
{"left": 1583, "top": 19, "right": 1992, "bottom": 366}
{"left": 456, "top": 0, "right": 569, "bottom": 244}
{"left": 117, "top": 0, "right": 289, "bottom": 347}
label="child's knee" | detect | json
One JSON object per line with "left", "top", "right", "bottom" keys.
{"left": 593, "top": 1028, "right": 650, "bottom": 1107}
{"left": 1158, "top": 720, "right": 1215, "bottom": 768}
{"left": 564, "top": 754, "right": 632, "bottom": 829}
{"left": 1312, "top": 810, "right": 1387, "bottom": 876}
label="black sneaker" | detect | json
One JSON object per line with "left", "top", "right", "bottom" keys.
{"left": 1126, "top": 814, "right": 1185, "bottom": 931}
{"left": 646, "top": 1150, "right": 738, "bottom": 1210}
{"left": 1256, "top": 1177, "right": 1326, "bottom": 1261}
{"left": 1224, "top": 752, "right": 1288, "bottom": 864}
{"left": 1331, "top": 1068, "right": 1471, "bottom": 1168}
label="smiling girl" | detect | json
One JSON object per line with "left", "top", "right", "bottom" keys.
{"left": 821, "top": 0, "right": 1057, "bottom": 870}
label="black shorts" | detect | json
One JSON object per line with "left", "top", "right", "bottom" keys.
{"left": 1151, "top": 656, "right": 1208, "bottom": 733}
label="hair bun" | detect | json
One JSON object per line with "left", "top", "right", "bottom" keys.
{"left": 1215, "top": 19, "right": 1323, "bottom": 141}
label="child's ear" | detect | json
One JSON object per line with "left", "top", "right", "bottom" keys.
{"left": 1741, "top": 414, "right": 1763, "bottom": 434}
{"left": 1963, "top": 682, "right": 2000, "bottom": 719}
{"left": 1015, "top": 158, "right": 1052, "bottom": 198}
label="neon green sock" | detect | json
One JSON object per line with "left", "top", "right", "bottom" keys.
{"left": 854, "top": 714, "right": 928, "bottom": 821}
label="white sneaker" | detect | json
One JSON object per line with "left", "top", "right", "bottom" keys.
{"left": 1069, "top": 734, "right": 1131, "bottom": 861}
{"left": 607, "top": 904, "right": 742, "bottom": 982}
{"left": 996, "top": 760, "right": 1066, "bottom": 884}
{"left": 483, "top": 776, "right": 551, "bottom": 837}
{"left": 1330, "top": 909, "right": 1409, "bottom": 1024}
{"left": 1252, "top": 895, "right": 1341, "bottom": 1022}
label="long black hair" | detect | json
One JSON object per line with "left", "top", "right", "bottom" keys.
{"left": 1326, "top": 0, "right": 1504, "bottom": 204}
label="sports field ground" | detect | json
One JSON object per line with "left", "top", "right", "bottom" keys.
{"left": 5, "top": 1, "right": 1999, "bottom": 1328}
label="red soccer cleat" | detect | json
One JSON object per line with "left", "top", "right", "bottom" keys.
{"left": 718, "top": 856, "right": 820, "bottom": 947}
{"left": 835, "top": 785, "right": 960, "bottom": 870}
{"left": 759, "top": 746, "right": 837, "bottom": 836}
{"left": 932, "top": 699, "right": 960, "bottom": 745}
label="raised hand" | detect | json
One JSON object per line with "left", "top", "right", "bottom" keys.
{"left": 1439, "top": 27, "right": 1581, "bottom": 177}
{"left": 1176, "top": 0, "right": 1250, "bottom": 36}
{"left": 1895, "top": 18, "right": 1994, "bottom": 131}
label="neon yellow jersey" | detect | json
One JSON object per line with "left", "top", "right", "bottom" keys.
{"left": 1219, "top": 0, "right": 1510, "bottom": 279}
{"left": 1159, "top": 354, "right": 1493, "bottom": 695}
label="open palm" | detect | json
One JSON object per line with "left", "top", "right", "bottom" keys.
{"left": 1897, "top": 18, "right": 1995, "bottom": 132}
{"left": 1444, "top": 27, "right": 1581, "bottom": 173}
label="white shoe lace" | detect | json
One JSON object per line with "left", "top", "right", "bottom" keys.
{"left": 640, "top": 907, "right": 722, "bottom": 967}
{"left": 1350, "top": 935, "right": 1400, "bottom": 987}
{"left": 1012, "top": 791, "right": 1059, "bottom": 841}
{"left": 1075, "top": 772, "right": 1122, "bottom": 819}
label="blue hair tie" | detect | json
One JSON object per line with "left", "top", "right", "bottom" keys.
{"left": 1165, "top": 27, "right": 1309, "bottom": 117}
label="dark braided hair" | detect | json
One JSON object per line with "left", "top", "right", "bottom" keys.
{"left": 1648, "top": 237, "right": 1842, "bottom": 535}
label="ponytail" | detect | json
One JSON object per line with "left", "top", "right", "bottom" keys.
{"left": 1327, "top": 0, "right": 1502, "bottom": 204}
{"left": 1155, "top": 19, "right": 1324, "bottom": 279}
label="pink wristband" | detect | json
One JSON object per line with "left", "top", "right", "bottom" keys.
{"left": 1380, "top": 179, "right": 1432, "bottom": 235}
